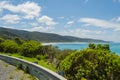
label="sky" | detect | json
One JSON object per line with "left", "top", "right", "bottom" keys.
{"left": 0, "top": 0, "right": 120, "bottom": 42}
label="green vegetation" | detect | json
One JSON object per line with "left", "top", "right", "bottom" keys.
{"left": 0, "top": 52, "right": 57, "bottom": 71}
{"left": 0, "top": 40, "right": 19, "bottom": 53}
{"left": 24, "top": 65, "right": 29, "bottom": 73}
{"left": 21, "top": 40, "right": 42, "bottom": 57}
{"left": 0, "top": 37, "right": 73, "bottom": 71}
{"left": 0, "top": 37, "right": 119, "bottom": 80}
{"left": 0, "top": 27, "right": 108, "bottom": 43}
{"left": 17, "top": 63, "right": 22, "bottom": 69}
{"left": 60, "top": 43, "right": 120, "bottom": 80}
{"left": 0, "top": 38, "right": 55, "bottom": 71}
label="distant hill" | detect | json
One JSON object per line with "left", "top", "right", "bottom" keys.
{"left": 0, "top": 27, "right": 109, "bottom": 43}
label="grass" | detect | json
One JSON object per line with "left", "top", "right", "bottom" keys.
{"left": 38, "top": 60, "right": 56, "bottom": 71}
{"left": 0, "top": 53, "right": 57, "bottom": 71}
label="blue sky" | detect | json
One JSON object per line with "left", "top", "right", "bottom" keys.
{"left": 0, "top": 0, "right": 120, "bottom": 42}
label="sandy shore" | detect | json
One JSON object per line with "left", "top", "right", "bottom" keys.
{"left": 42, "top": 42, "right": 88, "bottom": 45}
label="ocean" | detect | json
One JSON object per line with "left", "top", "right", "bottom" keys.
{"left": 52, "top": 42, "right": 120, "bottom": 55}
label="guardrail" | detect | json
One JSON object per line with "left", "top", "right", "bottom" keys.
{"left": 0, "top": 54, "right": 67, "bottom": 80}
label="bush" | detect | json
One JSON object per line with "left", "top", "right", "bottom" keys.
{"left": 1, "top": 40, "right": 19, "bottom": 53}
{"left": 24, "top": 65, "right": 29, "bottom": 73}
{"left": 60, "top": 44, "right": 120, "bottom": 80}
{"left": 21, "top": 40, "right": 42, "bottom": 57}
{"left": 36, "top": 54, "right": 49, "bottom": 60}
{"left": 17, "top": 63, "right": 22, "bottom": 69}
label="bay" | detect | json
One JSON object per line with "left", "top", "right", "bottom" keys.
{"left": 52, "top": 42, "right": 120, "bottom": 55}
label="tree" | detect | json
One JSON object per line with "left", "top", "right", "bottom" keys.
{"left": 103, "top": 44, "right": 110, "bottom": 51}
{"left": 0, "top": 38, "right": 5, "bottom": 52}
{"left": 0, "top": 38, "right": 4, "bottom": 43}
{"left": 89, "top": 43, "right": 96, "bottom": 49}
{"left": 1, "top": 40, "right": 19, "bottom": 53}
{"left": 60, "top": 44, "right": 120, "bottom": 80}
{"left": 42, "top": 45, "right": 61, "bottom": 63}
{"left": 96, "top": 44, "right": 110, "bottom": 51}
{"left": 14, "top": 37, "right": 23, "bottom": 45}
{"left": 96, "top": 44, "right": 102, "bottom": 49}
{"left": 21, "top": 40, "right": 42, "bottom": 57}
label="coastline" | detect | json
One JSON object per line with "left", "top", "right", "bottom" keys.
{"left": 42, "top": 42, "right": 120, "bottom": 55}
{"left": 42, "top": 42, "right": 110, "bottom": 46}
{"left": 42, "top": 42, "right": 88, "bottom": 46}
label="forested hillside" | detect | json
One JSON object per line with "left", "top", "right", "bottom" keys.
{"left": 0, "top": 27, "right": 109, "bottom": 43}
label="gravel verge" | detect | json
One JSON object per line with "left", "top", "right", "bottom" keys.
{"left": 0, "top": 60, "right": 36, "bottom": 80}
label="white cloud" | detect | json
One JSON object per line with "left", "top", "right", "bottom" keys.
{"left": 29, "top": 23, "right": 39, "bottom": 27}
{"left": 38, "top": 15, "right": 57, "bottom": 26}
{"left": 0, "top": 1, "right": 6, "bottom": 12}
{"left": 0, "top": 1, "right": 41, "bottom": 19}
{"left": 57, "top": 28, "right": 110, "bottom": 41}
{"left": 113, "top": 0, "right": 120, "bottom": 2}
{"left": 95, "top": 31, "right": 102, "bottom": 34}
{"left": 2, "top": 26, "right": 14, "bottom": 29}
{"left": 116, "top": 17, "right": 120, "bottom": 21}
{"left": 79, "top": 18, "right": 120, "bottom": 31}
{"left": 111, "top": 17, "right": 120, "bottom": 22}
{"left": 64, "top": 21, "right": 74, "bottom": 28}
{"left": 59, "top": 28, "right": 90, "bottom": 38}
{"left": 0, "top": 14, "right": 20, "bottom": 24}
{"left": 0, "top": 1, "right": 8, "bottom": 13}
{"left": 24, "top": 26, "right": 54, "bottom": 32}
{"left": 66, "top": 21, "right": 74, "bottom": 25}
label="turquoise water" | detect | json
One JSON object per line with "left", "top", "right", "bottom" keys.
{"left": 53, "top": 43, "right": 120, "bottom": 55}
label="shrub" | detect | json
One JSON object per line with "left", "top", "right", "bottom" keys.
{"left": 21, "top": 40, "right": 42, "bottom": 57}
{"left": 24, "top": 65, "right": 29, "bottom": 73}
{"left": 36, "top": 54, "right": 49, "bottom": 60}
{"left": 1, "top": 40, "right": 19, "bottom": 53}
{"left": 60, "top": 44, "right": 120, "bottom": 80}
{"left": 17, "top": 63, "right": 22, "bottom": 69}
